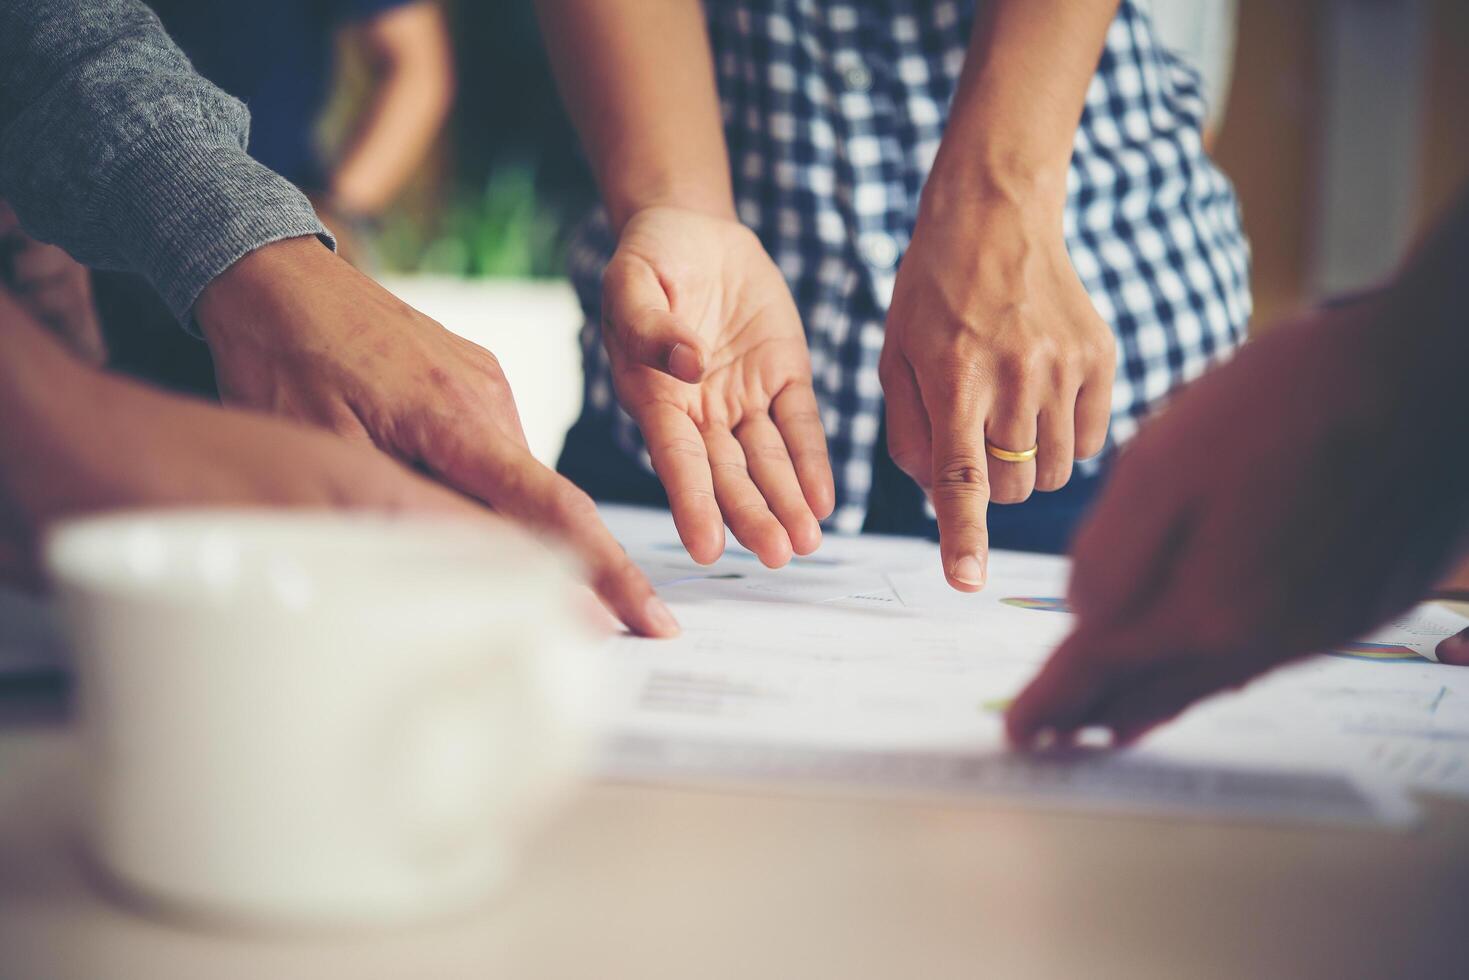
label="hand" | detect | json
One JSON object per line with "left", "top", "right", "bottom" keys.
{"left": 880, "top": 192, "right": 1115, "bottom": 591}
{"left": 0, "top": 200, "right": 105, "bottom": 365}
{"left": 0, "top": 289, "right": 487, "bottom": 587}
{"left": 601, "top": 207, "right": 834, "bottom": 566}
{"left": 1007, "top": 299, "right": 1469, "bottom": 748}
{"left": 195, "top": 236, "right": 677, "bottom": 637}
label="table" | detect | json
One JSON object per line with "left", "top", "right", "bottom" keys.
{"left": 3, "top": 678, "right": 1469, "bottom": 980}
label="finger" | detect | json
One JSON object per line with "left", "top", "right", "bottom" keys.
{"left": 1438, "top": 627, "right": 1469, "bottom": 667}
{"left": 11, "top": 242, "right": 76, "bottom": 285}
{"left": 637, "top": 402, "right": 724, "bottom": 563}
{"left": 27, "top": 285, "right": 106, "bottom": 366}
{"left": 1074, "top": 375, "right": 1112, "bottom": 461}
{"left": 985, "top": 404, "right": 1039, "bottom": 506}
{"left": 881, "top": 356, "right": 933, "bottom": 490}
{"left": 428, "top": 435, "right": 679, "bottom": 638}
{"left": 924, "top": 378, "right": 990, "bottom": 591}
{"left": 0, "top": 200, "right": 18, "bottom": 236}
{"left": 1005, "top": 629, "right": 1141, "bottom": 748}
{"left": 736, "top": 414, "right": 822, "bottom": 555}
{"left": 704, "top": 426, "right": 793, "bottom": 567}
{"left": 771, "top": 381, "right": 835, "bottom": 520}
{"left": 603, "top": 257, "right": 704, "bottom": 382}
{"left": 1035, "top": 394, "right": 1078, "bottom": 493}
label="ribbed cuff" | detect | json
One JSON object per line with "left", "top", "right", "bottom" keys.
{"left": 100, "top": 120, "right": 335, "bottom": 333}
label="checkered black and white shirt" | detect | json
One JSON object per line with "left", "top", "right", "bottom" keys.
{"left": 567, "top": 0, "right": 1252, "bottom": 533}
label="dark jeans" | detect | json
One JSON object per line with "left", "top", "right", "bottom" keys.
{"left": 559, "top": 413, "right": 1108, "bottom": 556}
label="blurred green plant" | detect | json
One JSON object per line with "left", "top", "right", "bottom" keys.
{"left": 374, "top": 159, "right": 568, "bottom": 278}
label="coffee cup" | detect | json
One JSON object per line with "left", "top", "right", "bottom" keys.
{"left": 44, "top": 510, "right": 601, "bottom": 927}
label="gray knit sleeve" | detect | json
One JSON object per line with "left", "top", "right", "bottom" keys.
{"left": 0, "top": 0, "right": 334, "bottom": 329}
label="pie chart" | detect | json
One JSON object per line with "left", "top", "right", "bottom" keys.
{"left": 1000, "top": 597, "right": 1072, "bottom": 613}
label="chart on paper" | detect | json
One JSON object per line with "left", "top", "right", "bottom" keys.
{"left": 593, "top": 506, "right": 1469, "bottom": 828}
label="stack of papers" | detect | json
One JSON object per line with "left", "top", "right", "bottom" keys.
{"left": 596, "top": 505, "right": 1469, "bottom": 830}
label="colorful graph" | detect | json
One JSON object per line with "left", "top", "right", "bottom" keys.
{"left": 1325, "top": 642, "right": 1429, "bottom": 664}
{"left": 1000, "top": 596, "right": 1072, "bottom": 613}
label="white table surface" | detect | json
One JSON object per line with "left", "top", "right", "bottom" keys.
{"left": 4, "top": 653, "right": 1469, "bottom": 978}
{"left": 5, "top": 279, "right": 1469, "bottom": 977}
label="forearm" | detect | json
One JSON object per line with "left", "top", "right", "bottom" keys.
{"left": 926, "top": 0, "right": 1118, "bottom": 213}
{"left": 0, "top": 0, "right": 329, "bottom": 324}
{"left": 329, "top": 5, "right": 455, "bottom": 215}
{"left": 536, "top": 0, "right": 733, "bottom": 231}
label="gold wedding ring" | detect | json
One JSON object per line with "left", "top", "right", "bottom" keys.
{"left": 985, "top": 442, "right": 1039, "bottom": 464}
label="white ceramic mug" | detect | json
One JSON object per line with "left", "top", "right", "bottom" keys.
{"left": 44, "top": 510, "right": 602, "bottom": 928}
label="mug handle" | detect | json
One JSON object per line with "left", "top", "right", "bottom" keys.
{"left": 373, "top": 625, "right": 591, "bottom": 865}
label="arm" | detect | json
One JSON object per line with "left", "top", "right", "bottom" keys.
{"left": 536, "top": 0, "right": 734, "bottom": 232}
{"left": 880, "top": 1, "right": 1119, "bottom": 590}
{"left": 538, "top": 0, "right": 834, "bottom": 567}
{"left": 0, "top": 0, "right": 327, "bottom": 323}
{"left": 0, "top": 287, "right": 484, "bottom": 587}
{"left": 0, "top": 0, "right": 676, "bottom": 637}
{"left": 1007, "top": 190, "right": 1469, "bottom": 747}
{"left": 326, "top": 1, "right": 455, "bottom": 217}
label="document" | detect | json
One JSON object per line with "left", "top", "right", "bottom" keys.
{"left": 593, "top": 505, "right": 1461, "bottom": 829}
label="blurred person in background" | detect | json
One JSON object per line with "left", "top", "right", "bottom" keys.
{"left": 540, "top": 0, "right": 1251, "bottom": 589}
{"left": 99, "top": 0, "right": 455, "bottom": 395}
{"left": 147, "top": 0, "right": 454, "bottom": 250}
{"left": 1007, "top": 189, "right": 1469, "bottom": 747}
{"left": 1, "top": 0, "right": 676, "bottom": 637}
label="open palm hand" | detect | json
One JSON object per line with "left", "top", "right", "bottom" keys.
{"left": 603, "top": 207, "right": 834, "bottom": 566}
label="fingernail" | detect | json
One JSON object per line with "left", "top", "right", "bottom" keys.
{"left": 951, "top": 554, "right": 986, "bottom": 587}
{"left": 667, "top": 342, "right": 703, "bottom": 382}
{"left": 644, "top": 595, "right": 680, "bottom": 636}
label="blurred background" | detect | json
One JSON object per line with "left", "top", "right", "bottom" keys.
{"left": 317, "top": 0, "right": 1468, "bottom": 321}
{"left": 75, "top": 0, "right": 1469, "bottom": 465}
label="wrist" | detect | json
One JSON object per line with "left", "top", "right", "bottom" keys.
{"left": 194, "top": 236, "right": 336, "bottom": 347}
{"left": 606, "top": 179, "right": 737, "bottom": 235}
{"left": 925, "top": 131, "right": 1069, "bottom": 211}
{"left": 918, "top": 161, "right": 1067, "bottom": 238}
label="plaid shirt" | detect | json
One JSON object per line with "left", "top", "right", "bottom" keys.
{"left": 567, "top": 0, "right": 1252, "bottom": 534}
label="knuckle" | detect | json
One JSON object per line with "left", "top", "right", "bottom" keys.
{"left": 553, "top": 485, "right": 599, "bottom": 524}
{"left": 999, "top": 342, "right": 1051, "bottom": 385}
{"left": 1086, "top": 331, "right": 1119, "bottom": 368}
{"left": 746, "top": 442, "right": 790, "bottom": 465}
{"left": 990, "top": 482, "right": 1032, "bottom": 505}
{"left": 934, "top": 454, "right": 990, "bottom": 494}
{"left": 657, "top": 436, "right": 705, "bottom": 461}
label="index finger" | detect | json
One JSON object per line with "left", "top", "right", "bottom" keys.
{"left": 923, "top": 378, "right": 991, "bottom": 591}
{"left": 429, "top": 432, "right": 679, "bottom": 638}
{"left": 1005, "top": 628, "right": 1141, "bottom": 747}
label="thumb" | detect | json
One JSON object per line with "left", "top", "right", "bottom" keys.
{"left": 1438, "top": 627, "right": 1469, "bottom": 666}
{"left": 603, "top": 256, "right": 704, "bottom": 383}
